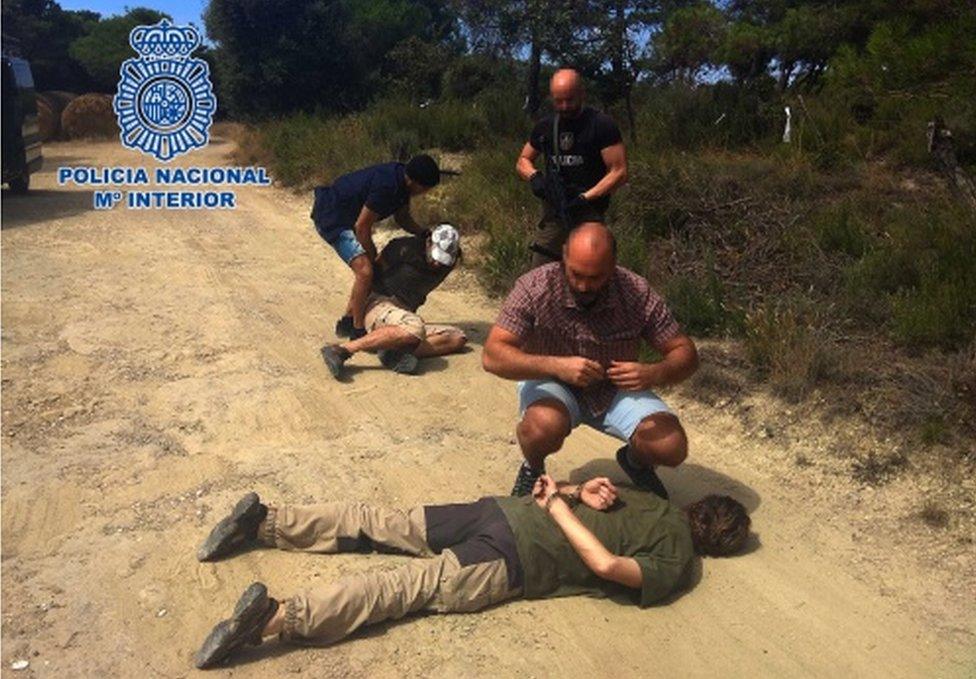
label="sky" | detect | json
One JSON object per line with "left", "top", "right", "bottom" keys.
{"left": 59, "top": 1, "right": 209, "bottom": 32}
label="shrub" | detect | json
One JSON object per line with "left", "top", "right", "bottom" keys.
{"left": 843, "top": 203, "right": 976, "bottom": 350}
{"left": 664, "top": 273, "right": 744, "bottom": 337}
{"left": 744, "top": 301, "right": 831, "bottom": 399}
{"left": 891, "top": 274, "right": 975, "bottom": 350}
{"left": 808, "top": 202, "right": 872, "bottom": 257}
{"left": 250, "top": 113, "right": 386, "bottom": 187}
{"left": 366, "top": 97, "right": 488, "bottom": 152}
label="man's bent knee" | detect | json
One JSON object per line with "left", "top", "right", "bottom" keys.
{"left": 631, "top": 413, "right": 688, "bottom": 467}
{"left": 390, "top": 326, "right": 423, "bottom": 349}
{"left": 518, "top": 400, "right": 571, "bottom": 452}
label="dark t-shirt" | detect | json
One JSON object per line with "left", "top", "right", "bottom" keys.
{"left": 495, "top": 487, "right": 694, "bottom": 607}
{"left": 529, "top": 107, "right": 622, "bottom": 213}
{"left": 373, "top": 235, "right": 455, "bottom": 312}
{"left": 312, "top": 162, "right": 410, "bottom": 238}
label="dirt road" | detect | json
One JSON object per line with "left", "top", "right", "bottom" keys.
{"left": 2, "top": 135, "right": 973, "bottom": 678}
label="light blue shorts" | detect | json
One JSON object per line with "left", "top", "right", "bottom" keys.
{"left": 517, "top": 379, "right": 672, "bottom": 441}
{"left": 326, "top": 228, "right": 367, "bottom": 265}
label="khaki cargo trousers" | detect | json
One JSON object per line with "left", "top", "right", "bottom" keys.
{"left": 258, "top": 501, "right": 522, "bottom": 644}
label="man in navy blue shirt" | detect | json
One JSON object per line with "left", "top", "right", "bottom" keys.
{"left": 311, "top": 155, "right": 441, "bottom": 339}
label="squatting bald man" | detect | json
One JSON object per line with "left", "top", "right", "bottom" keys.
{"left": 482, "top": 223, "right": 699, "bottom": 497}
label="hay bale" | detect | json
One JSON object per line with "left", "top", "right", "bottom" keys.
{"left": 36, "top": 95, "right": 58, "bottom": 141}
{"left": 61, "top": 93, "right": 118, "bottom": 139}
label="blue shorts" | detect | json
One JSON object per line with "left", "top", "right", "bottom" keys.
{"left": 324, "top": 228, "right": 367, "bottom": 265}
{"left": 311, "top": 186, "right": 366, "bottom": 265}
{"left": 517, "top": 380, "right": 672, "bottom": 441}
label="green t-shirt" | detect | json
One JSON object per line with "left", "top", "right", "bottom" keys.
{"left": 495, "top": 488, "right": 694, "bottom": 607}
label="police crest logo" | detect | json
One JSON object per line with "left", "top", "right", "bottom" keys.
{"left": 559, "top": 131, "right": 574, "bottom": 151}
{"left": 112, "top": 20, "right": 216, "bottom": 162}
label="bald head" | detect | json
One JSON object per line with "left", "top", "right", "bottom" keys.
{"left": 563, "top": 223, "right": 616, "bottom": 305}
{"left": 567, "top": 222, "right": 615, "bottom": 263}
{"left": 550, "top": 68, "right": 584, "bottom": 117}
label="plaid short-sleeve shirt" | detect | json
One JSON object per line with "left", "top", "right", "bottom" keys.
{"left": 494, "top": 263, "right": 681, "bottom": 417}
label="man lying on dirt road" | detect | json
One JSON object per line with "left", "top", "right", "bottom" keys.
{"left": 320, "top": 223, "right": 465, "bottom": 378}
{"left": 193, "top": 477, "right": 750, "bottom": 669}
{"left": 516, "top": 68, "right": 628, "bottom": 267}
{"left": 482, "top": 222, "right": 699, "bottom": 497}
{"left": 311, "top": 154, "right": 441, "bottom": 340}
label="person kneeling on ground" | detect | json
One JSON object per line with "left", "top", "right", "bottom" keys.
{"left": 193, "top": 477, "right": 750, "bottom": 669}
{"left": 321, "top": 223, "right": 464, "bottom": 378}
{"left": 312, "top": 155, "right": 441, "bottom": 340}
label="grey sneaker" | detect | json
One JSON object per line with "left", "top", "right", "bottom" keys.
{"left": 320, "top": 344, "right": 350, "bottom": 379}
{"left": 615, "top": 446, "right": 669, "bottom": 500}
{"left": 511, "top": 462, "right": 544, "bottom": 497}
{"left": 194, "top": 582, "right": 279, "bottom": 669}
{"left": 378, "top": 349, "right": 419, "bottom": 374}
{"left": 197, "top": 492, "right": 268, "bottom": 562}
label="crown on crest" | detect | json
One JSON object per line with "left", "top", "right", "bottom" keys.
{"left": 129, "top": 20, "right": 199, "bottom": 59}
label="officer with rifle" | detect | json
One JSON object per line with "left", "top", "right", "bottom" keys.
{"left": 516, "top": 68, "right": 629, "bottom": 267}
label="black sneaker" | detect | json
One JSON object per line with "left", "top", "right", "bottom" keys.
{"left": 511, "top": 462, "right": 544, "bottom": 497}
{"left": 615, "top": 446, "right": 669, "bottom": 500}
{"left": 350, "top": 326, "right": 367, "bottom": 340}
{"left": 335, "top": 315, "right": 353, "bottom": 338}
{"left": 320, "top": 344, "right": 350, "bottom": 379}
{"left": 197, "top": 492, "right": 268, "bottom": 562}
{"left": 194, "top": 582, "right": 279, "bottom": 669}
{"left": 378, "top": 349, "right": 419, "bottom": 375}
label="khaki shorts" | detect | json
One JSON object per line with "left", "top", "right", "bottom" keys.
{"left": 364, "top": 295, "right": 464, "bottom": 342}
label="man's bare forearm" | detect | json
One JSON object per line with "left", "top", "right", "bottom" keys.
{"left": 582, "top": 167, "right": 627, "bottom": 201}
{"left": 516, "top": 156, "right": 538, "bottom": 181}
{"left": 483, "top": 341, "right": 559, "bottom": 380}
{"left": 653, "top": 342, "right": 699, "bottom": 386}
{"left": 546, "top": 498, "right": 616, "bottom": 576}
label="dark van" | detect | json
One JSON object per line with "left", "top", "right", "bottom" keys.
{"left": 2, "top": 54, "right": 43, "bottom": 193}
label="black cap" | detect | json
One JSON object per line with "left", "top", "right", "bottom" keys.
{"left": 405, "top": 154, "right": 440, "bottom": 188}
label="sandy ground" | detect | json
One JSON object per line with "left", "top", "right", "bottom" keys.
{"left": 1, "top": 135, "right": 974, "bottom": 678}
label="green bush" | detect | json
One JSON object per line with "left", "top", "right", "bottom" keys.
{"left": 842, "top": 203, "right": 976, "bottom": 350}
{"left": 809, "top": 202, "right": 872, "bottom": 257}
{"left": 665, "top": 273, "right": 744, "bottom": 337}
{"left": 632, "top": 80, "right": 779, "bottom": 151}
{"left": 744, "top": 302, "right": 831, "bottom": 398}
{"left": 891, "top": 274, "right": 975, "bottom": 350}
{"left": 366, "top": 97, "right": 488, "bottom": 153}
{"left": 255, "top": 113, "right": 386, "bottom": 186}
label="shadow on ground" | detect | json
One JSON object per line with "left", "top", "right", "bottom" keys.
{"left": 1, "top": 188, "right": 94, "bottom": 229}
{"left": 569, "top": 459, "right": 762, "bottom": 514}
